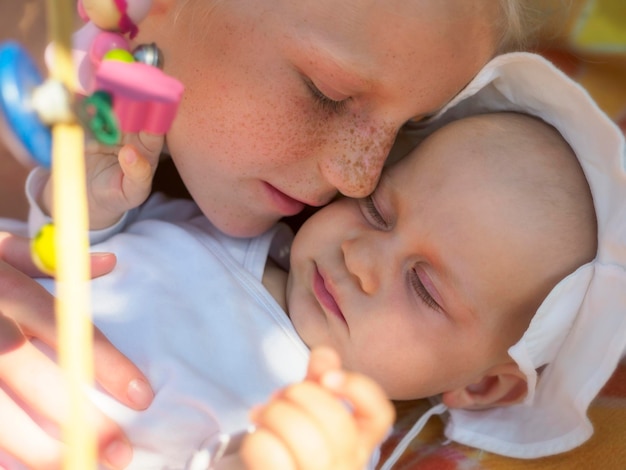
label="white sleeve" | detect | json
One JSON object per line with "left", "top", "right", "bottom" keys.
{"left": 25, "top": 167, "right": 132, "bottom": 244}
{"left": 25, "top": 167, "right": 202, "bottom": 244}
{"left": 26, "top": 167, "right": 52, "bottom": 238}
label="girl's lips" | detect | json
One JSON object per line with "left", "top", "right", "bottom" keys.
{"left": 264, "top": 182, "right": 306, "bottom": 216}
{"left": 312, "top": 266, "right": 347, "bottom": 324}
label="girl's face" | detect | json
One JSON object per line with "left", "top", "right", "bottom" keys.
{"left": 138, "top": 0, "right": 497, "bottom": 237}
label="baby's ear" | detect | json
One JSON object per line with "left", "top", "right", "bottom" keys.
{"left": 441, "top": 362, "right": 527, "bottom": 410}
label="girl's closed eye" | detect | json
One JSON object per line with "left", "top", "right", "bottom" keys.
{"left": 410, "top": 268, "right": 442, "bottom": 313}
{"left": 303, "top": 77, "right": 349, "bottom": 114}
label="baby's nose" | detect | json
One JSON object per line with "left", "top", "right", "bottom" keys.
{"left": 341, "top": 236, "right": 380, "bottom": 295}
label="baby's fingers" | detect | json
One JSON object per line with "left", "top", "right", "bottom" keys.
{"left": 304, "top": 346, "right": 342, "bottom": 383}
{"left": 118, "top": 145, "right": 154, "bottom": 188}
{"left": 117, "top": 143, "right": 159, "bottom": 207}
{"left": 320, "top": 368, "right": 395, "bottom": 452}
{"left": 306, "top": 347, "right": 394, "bottom": 450}
{"left": 123, "top": 132, "right": 163, "bottom": 167}
{"left": 239, "top": 427, "right": 297, "bottom": 470}
{"left": 248, "top": 389, "right": 338, "bottom": 470}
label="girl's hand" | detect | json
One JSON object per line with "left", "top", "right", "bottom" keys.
{"left": 239, "top": 347, "right": 395, "bottom": 470}
{"left": 0, "top": 232, "right": 154, "bottom": 469}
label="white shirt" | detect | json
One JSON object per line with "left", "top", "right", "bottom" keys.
{"left": 7, "top": 191, "right": 310, "bottom": 469}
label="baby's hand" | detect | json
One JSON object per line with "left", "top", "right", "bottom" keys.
{"left": 240, "top": 347, "right": 394, "bottom": 470}
{"left": 83, "top": 132, "right": 164, "bottom": 229}
{"left": 43, "top": 132, "right": 164, "bottom": 230}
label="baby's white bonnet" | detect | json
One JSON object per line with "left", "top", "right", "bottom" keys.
{"left": 425, "top": 51, "right": 626, "bottom": 459}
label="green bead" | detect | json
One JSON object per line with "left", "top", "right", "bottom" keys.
{"left": 79, "top": 91, "right": 121, "bottom": 146}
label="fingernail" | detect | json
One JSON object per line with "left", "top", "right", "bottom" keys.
{"left": 104, "top": 438, "right": 133, "bottom": 469}
{"left": 321, "top": 370, "right": 344, "bottom": 389}
{"left": 121, "top": 146, "right": 137, "bottom": 165}
{"left": 91, "top": 252, "right": 113, "bottom": 259}
{"left": 127, "top": 378, "right": 154, "bottom": 409}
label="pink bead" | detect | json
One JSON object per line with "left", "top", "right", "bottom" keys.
{"left": 94, "top": 61, "right": 184, "bottom": 134}
{"left": 89, "top": 31, "right": 130, "bottom": 68}
{"left": 126, "top": 0, "right": 153, "bottom": 24}
{"left": 76, "top": 0, "right": 89, "bottom": 22}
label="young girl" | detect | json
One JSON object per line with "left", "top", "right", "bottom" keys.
{"left": 0, "top": 1, "right": 564, "bottom": 468}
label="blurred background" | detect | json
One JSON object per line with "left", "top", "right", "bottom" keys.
{"left": 0, "top": 0, "right": 48, "bottom": 219}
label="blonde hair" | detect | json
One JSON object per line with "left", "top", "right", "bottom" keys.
{"left": 496, "top": 0, "right": 572, "bottom": 52}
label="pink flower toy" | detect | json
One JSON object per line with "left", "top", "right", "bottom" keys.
{"left": 73, "top": 0, "right": 183, "bottom": 144}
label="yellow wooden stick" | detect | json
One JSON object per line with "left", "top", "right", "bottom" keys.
{"left": 45, "top": 0, "right": 96, "bottom": 469}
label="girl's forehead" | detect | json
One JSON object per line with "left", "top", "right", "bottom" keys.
{"left": 276, "top": 0, "right": 493, "bottom": 34}
{"left": 275, "top": 0, "right": 496, "bottom": 87}
{"left": 274, "top": 0, "right": 488, "bottom": 19}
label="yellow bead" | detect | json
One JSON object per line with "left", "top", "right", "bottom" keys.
{"left": 31, "top": 223, "right": 56, "bottom": 275}
{"left": 103, "top": 48, "right": 135, "bottom": 63}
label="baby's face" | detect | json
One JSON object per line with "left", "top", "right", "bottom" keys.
{"left": 136, "top": 0, "right": 497, "bottom": 237}
{"left": 287, "top": 120, "right": 560, "bottom": 400}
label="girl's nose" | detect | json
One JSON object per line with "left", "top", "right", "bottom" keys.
{"left": 321, "top": 121, "right": 397, "bottom": 198}
{"left": 341, "top": 236, "right": 380, "bottom": 295}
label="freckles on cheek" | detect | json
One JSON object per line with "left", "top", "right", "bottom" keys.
{"left": 246, "top": 95, "right": 330, "bottom": 166}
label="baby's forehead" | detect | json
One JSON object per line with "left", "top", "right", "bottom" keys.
{"left": 405, "top": 112, "right": 594, "bottom": 313}
{"left": 409, "top": 115, "right": 591, "bottom": 230}
{"left": 417, "top": 113, "right": 571, "bottom": 169}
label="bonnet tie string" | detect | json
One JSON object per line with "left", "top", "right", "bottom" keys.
{"left": 379, "top": 402, "right": 448, "bottom": 470}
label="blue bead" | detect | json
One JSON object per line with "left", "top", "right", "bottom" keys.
{"left": 0, "top": 41, "right": 52, "bottom": 168}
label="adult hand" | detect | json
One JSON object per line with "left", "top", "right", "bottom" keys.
{"left": 0, "top": 232, "right": 154, "bottom": 469}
